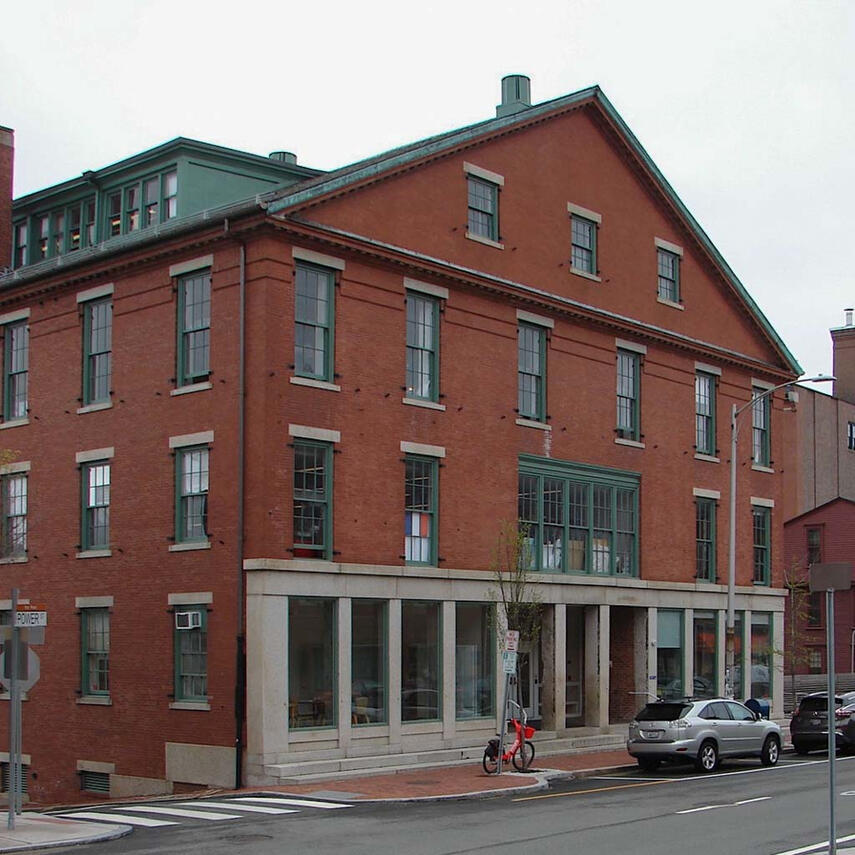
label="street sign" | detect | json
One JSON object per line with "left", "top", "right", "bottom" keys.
{"left": 502, "top": 651, "right": 518, "bottom": 674}
{"left": 504, "top": 630, "right": 519, "bottom": 652}
{"left": 0, "top": 646, "right": 39, "bottom": 692}
{"left": 14, "top": 609, "right": 47, "bottom": 628}
{"left": 809, "top": 563, "right": 852, "bottom": 592}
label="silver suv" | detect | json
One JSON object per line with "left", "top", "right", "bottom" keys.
{"left": 627, "top": 698, "right": 782, "bottom": 772}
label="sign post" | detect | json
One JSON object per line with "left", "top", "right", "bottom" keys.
{"left": 497, "top": 630, "right": 519, "bottom": 775}
{"left": 809, "top": 562, "right": 852, "bottom": 855}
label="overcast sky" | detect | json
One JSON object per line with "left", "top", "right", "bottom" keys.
{"left": 2, "top": 0, "right": 852, "bottom": 388}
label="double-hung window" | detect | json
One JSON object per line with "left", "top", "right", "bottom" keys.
{"left": 568, "top": 203, "right": 602, "bottom": 277}
{"left": 293, "top": 440, "right": 332, "bottom": 559}
{"left": 752, "top": 386, "right": 771, "bottom": 466}
{"left": 3, "top": 318, "right": 28, "bottom": 422}
{"left": 518, "top": 322, "right": 546, "bottom": 422}
{"left": 81, "top": 461, "right": 110, "bottom": 551}
{"left": 0, "top": 471, "right": 27, "bottom": 560}
{"left": 174, "top": 604, "right": 207, "bottom": 702}
{"left": 405, "top": 291, "right": 439, "bottom": 401}
{"left": 657, "top": 248, "right": 680, "bottom": 302}
{"left": 12, "top": 223, "right": 27, "bottom": 268}
{"left": 695, "top": 370, "right": 716, "bottom": 455}
{"left": 616, "top": 347, "right": 641, "bottom": 441}
{"left": 695, "top": 495, "right": 716, "bottom": 581}
{"left": 404, "top": 455, "right": 437, "bottom": 565}
{"left": 295, "top": 263, "right": 335, "bottom": 382}
{"left": 806, "top": 526, "right": 822, "bottom": 625}
{"left": 81, "top": 608, "right": 110, "bottom": 696}
{"left": 177, "top": 270, "right": 211, "bottom": 387}
{"left": 752, "top": 505, "right": 771, "bottom": 584}
{"left": 175, "top": 446, "right": 209, "bottom": 544}
{"left": 82, "top": 297, "right": 112, "bottom": 406}
{"left": 467, "top": 177, "right": 499, "bottom": 241}
{"left": 518, "top": 455, "right": 639, "bottom": 576}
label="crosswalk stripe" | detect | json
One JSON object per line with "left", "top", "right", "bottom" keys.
{"left": 235, "top": 796, "right": 350, "bottom": 810}
{"left": 178, "top": 801, "right": 297, "bottom": 815}
{"left": 61, "top": 810, "right": 177, "bottom": 827}
{"left": 111, "top": 805, "right": 241, "bottom": 821}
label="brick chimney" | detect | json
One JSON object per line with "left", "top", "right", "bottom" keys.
{"left": 0, "top": 127, "right": 12, "bottom": 270}
{"left": 831, "top": 307, "right": 855, "bottom": 405}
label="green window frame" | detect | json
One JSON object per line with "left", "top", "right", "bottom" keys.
{"left": 571, "top": 215, "right": 597, "bottom": 273}
{"left": 405, "top": 291, "right": 439, "bottom": 401}
{"left": 404, "top": 455, "right": 437, "bottom": 566}
{"left": 81, "top": 607, "right": 110, "bottom": 696}
{"left": 176, "top": 269, "right": 211, "bottom": 387}
{"left": 81, "top": 461, "right": 110, "bottom": 551}
{"left": 752, "top": 505, "right": 771, "bottom": 585}
{"left": 695, "top": 497, "right": 716, "bottom": 581}
{"left": 455, "top": 602, "right": 494, "bottom": 720}
{"left": 752, "top": 387, "right": 771, "bottom": 466}
{"left": 3, "top": 321, "right": 28, "bottom": 422}
{"left": 616, "top": 349, "right": 640, "bottom": 441}
{"left": 518, "top": 323, "right": 546, "bottom": 422}
{"left": 175, "top": 446, "right": 209, "bottom": 544}
{"left": 295, "top": 262, "right": 335, "bottom": 381}
{"left": 351, "top": 599, "right": 388, "bottom": 725}
{"left": 82, "top": 298, "right": 112, "bottom": 405}
{"left": 35, "top": 214, "right": 49, "bottom": 260}
{"left": 518, "top": 455, "right": 639, "bottom": 576}
{"left": 289, "top": 597, "right": 337, "bottom": 728}
{"left": 173, "top": 605, "right": 207, "bottom": 702}
{"left": 657, "top": 248, "right": 680, "bottom": 302}
{"left": 695, "top": 371, "right": 716, "bottom": 455}
{"left": 293, "top": 440, "right": 332, "bottom": 559}
{"left": 0, "top": 473, "right": 27, "bottom": 559}
{"left": 657, "top": 609, "right": 684, "bottom": 700}
{"left": 12, "top": 222, "right": 27, "bottom": 268}
{"left": 467, "top": 176, "right": 499, "bottom": 241}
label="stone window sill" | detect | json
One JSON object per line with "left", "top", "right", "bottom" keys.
{"left": 290, "top": 377, "right": 341, "bottom": 393}
{"left": 570, "top": 267, "right": 602, "bottom": 283}
{"left": 465, "top": 231, "right": 504, "bottom": 250}
{"left": 0, "top": 418, "right": 28, "bottom": 430}
{"left": 169, "top": 701, "right": 210, "bottom": 711}
{"left": 77, "top": 696, "right": 112, "bottom": 706}
{"left": 77, "top": 402, "right": 112, "bottom": 415}
{"left": 169, "top": 541, "right": 211, "bottom": 552}
{"left": 516, "top": 418, "right": 551, "bottom": 431}
{"left": 171, "top": 381, "right": 212, "bottom": 397}
{"left": 76, "top": 549, "right": 112, "bottom": 559}
{"left": 403, "top": 397, "right": 446, "bottom": 411}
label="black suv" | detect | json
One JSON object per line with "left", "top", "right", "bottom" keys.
{"left": 790, "top": 691, "right": 855, "bottom": 755}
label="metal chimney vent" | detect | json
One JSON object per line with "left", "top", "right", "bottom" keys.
{"left": 845, "top": 307, "right": 854, "bottom": 327}
{"left": 269, "top": 151, "right": 298, "bottom": 165}
{"left": 496, "top": 75, "right": 532, "bottom": 118}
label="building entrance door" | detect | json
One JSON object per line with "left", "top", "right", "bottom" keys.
{"left": 565, "top": 606, "right": 585, "bottom": 726}
{"left": 518, "top": 642, "right": 541, "bottom": 722}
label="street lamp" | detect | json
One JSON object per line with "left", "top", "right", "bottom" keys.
{"left": 724, "top": 374, "right": 835, "bottom": 700}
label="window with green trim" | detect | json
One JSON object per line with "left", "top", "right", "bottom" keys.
{"left": 657, "top": 609, "right": 683, "bottom": 699}
{"left": 174, "top": 605, "right": 207, "bottom": 701}
{"left": 657, "top": 248, "right": 680, "bottom": 302}
{"left": 293, "top": 440, "right": 331, "bottom": 559}
{"left": 105, "top": 170, "right": 178, "bottom": 238}
{"left": 752, "top": 505, "right": 771, "bottom": 584}
{"left": 405, "top": 456, "right": 437, "bottom": 565}
{"left": 81, "top": 607, "right": 110, "bottom": 696}
{"left": 295, "top": 263, "right": 335, "bottom": 381}
{"left": 518, "top": 456, "right": 639, "bottom": 576}
{"left": 752, "top": 387, "right": 771, "bottom": 466}
{"left": 175, "top": 447, "right": 209, "bottom": 544}
{"left": 35, "top": 214, "right": 49, "bottom": 260}
{"left": 0, "top": 473, "right": 26, "bottom": 559}
{"left": 12, "top": 223, "right": 27, "bottom": 268}
{"left": 467, "top": 176, "right": 499, "bottom": 241}
{"left": 518, "top": 323, "right": 546, "bottom": 421}
{"left": 695, "top": 371, "right": 716, "bottom": 455}
{"left": 616, "top": 349, "right": 640, "bottom": 441}
{"left": 695, "top": 497, "right": 716, "bottom": 581}
{"left": 177, "top": 270, "right": 211, "bottom": 387}
{"left": 81, "top": 461, "right": 110, "bottom": 551}
{"left": 571, "top": 215, "right": 597, "bottom": 273}
{"left": 3, "top": 321, "right": 28, "bottom": 421}
{"left": 405, "top": 292, "right": 439, "bottom": 401}
{"left": 82, "top": 298, "right": 112, "bottom": 405}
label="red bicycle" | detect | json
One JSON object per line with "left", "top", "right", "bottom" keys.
{"left": 482, "top": 700, "right": 536, "bottom": 773}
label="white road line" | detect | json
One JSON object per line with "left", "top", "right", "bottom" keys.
{"left": 734, "top": 796, "right": 771, "bottom": 806}
{"left": 677, "top": 805, "right": 724, "bottom": 814}
{"left": 61, "top": 810, "right": 177, "bottom": 827}
{"left": 772, "top": 833, "right": 855, "bottom": 855}
{"left": 178, "top": 801, "right": 297, "bottom": 815}
{"left": 235, "top": 796, "right": 351, "bottom": 810}
{"left": 111, "top": 805, "right": 241, "bottom": 821}
{"left": 677, "top": 795, "right": 771, "bottom": 814}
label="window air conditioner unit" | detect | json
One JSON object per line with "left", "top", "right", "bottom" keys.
{"left": 175, "top": 610, "right": 202, "bottom": 630}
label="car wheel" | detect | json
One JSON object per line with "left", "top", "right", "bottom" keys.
{"left": 637, "top": 758, "right": 660, "bottom": 772}
{"left": 695, "top": 740, "right": 719, "bottom": 773}
{"left": 761, "top": 735, "right": 780, "bottom": 766}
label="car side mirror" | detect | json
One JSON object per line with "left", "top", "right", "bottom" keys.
{"left": 754, "top": 712, "right": 762, "bottom": 721}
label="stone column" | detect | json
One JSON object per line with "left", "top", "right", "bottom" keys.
{"left": 683, "top": 609, "right": 694, "bottom": 697}
{"left": 772, "top": 610, "right": 784, "bottom": 718}
{"left": 541, "top": 603, "right": 566, "bottom": 732}
{"left": 338, "top": 598, "right": 352, "bottom": 752}
{"left": 585, "top": 604, "right": 610, "bottom": 728}
{"left": 443, "top": 601, "right": 456, "bottom": 742}
{"left": 388, "top": 599, "right": 402, "bottom": 750}
{"left": 647, "top": 607, "right": 658, "bottom": 700}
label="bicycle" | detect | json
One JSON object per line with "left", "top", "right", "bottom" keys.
{"left": 482, "top": 700, "right": 537, "bottom": 773}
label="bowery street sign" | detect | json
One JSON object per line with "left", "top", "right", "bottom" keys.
{"left": 14, "top": 605, "right": 47, "bottom": 627}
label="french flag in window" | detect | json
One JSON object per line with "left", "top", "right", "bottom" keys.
{"left": 405, "top": 511, "right": 431, "bottom": 562}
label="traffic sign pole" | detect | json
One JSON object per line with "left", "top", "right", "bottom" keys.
{"left": 7, "top": 589, "right": 19, "bottom": 829}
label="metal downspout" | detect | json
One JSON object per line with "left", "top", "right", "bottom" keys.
{"left": 235, "top": 236, "right": 247, "bottom": 789}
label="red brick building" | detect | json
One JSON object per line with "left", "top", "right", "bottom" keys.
{"left": 0, "top": 77, "right": 801, "bottom": 803}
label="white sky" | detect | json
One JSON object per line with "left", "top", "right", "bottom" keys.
{"left": 2, "top": 0, "right": 852, "bottom": 386}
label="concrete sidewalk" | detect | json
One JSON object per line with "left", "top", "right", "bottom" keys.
{"left": 0, "top": 812, "right": 130, "bottom": 852}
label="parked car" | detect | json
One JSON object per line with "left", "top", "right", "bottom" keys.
{"left": 627, "top": 698, "right": 782, "bottom": 772}
{"left": 790, "top": 691, "right": 855, "bottom": 755}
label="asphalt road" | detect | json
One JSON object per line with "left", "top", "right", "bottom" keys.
{"left": 46, "top": 755, "right": 855, "bottom": 855}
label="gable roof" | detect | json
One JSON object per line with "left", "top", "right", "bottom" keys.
{"left": 265, "top": 85, "right": 802, "bottom": 375}
{"left": 785, "top": 496, "right": 855, "bottom": 526}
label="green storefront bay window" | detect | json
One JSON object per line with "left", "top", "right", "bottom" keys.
{"left": 518, "top": 455, "right": 639, "bottom": 576}
{"left": 82, "top": 298, "right": 112, "bottom": 405}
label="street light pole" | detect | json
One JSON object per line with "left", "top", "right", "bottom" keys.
{"left": 724, "top": 374, "right": 834, "bottom": 700}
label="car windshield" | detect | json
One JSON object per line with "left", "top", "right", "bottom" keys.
{"left": 799, "top": 696, "right": 842, "bottom": 712}
{"left": 635, "top": 703, "right": 692, "bottom": 721}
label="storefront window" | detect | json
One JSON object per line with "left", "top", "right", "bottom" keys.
{"left": 751, "top": 612, "right": 772, "bottom": 700}
{"left": 402, "top": 601, "right": 440, "bottom": 721}
{"left": 729, "top": 611, "right": 745, "bottom": 697}
{"left": 289, "top": 598, "right": 336, "bottom": 729}
{"left": 657, "top": 610, "right": 683, "bottom": 699}
{"left": 693, "top": 611, "right": 716, "bottom": 697}
{"left": 455, "top": 603, "right": 493, "bottom": 719}
{"left": 352, "top": 600, "right": 387, "bottom": 725}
